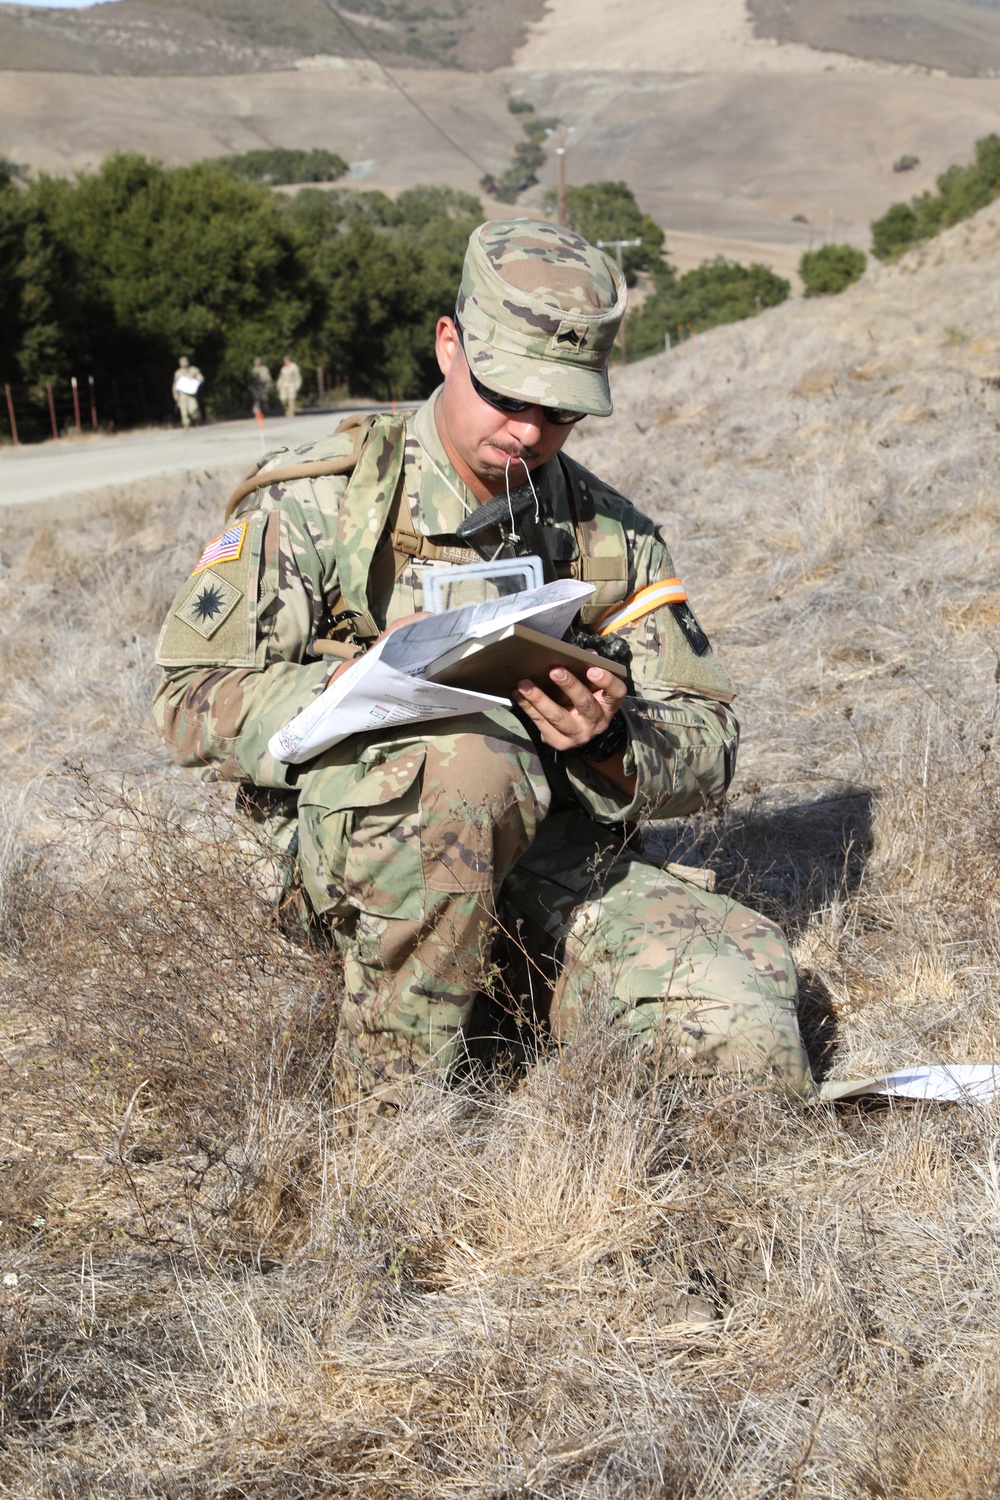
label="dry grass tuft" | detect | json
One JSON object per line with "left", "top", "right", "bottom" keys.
{"left": 3, "top": 204, "right": 1000, "bottom": 1493}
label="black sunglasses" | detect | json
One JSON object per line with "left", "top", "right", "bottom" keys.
{"left": 455, "top": 321, "right": 587, "bottom": 426}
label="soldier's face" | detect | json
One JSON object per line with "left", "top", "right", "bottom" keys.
{"left": 434, "top": 317, "right": 573, "bottom": 501}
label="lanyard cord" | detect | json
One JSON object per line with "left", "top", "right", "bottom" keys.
{"left": 419, "top": 443, "right": 473, "bottom": 516}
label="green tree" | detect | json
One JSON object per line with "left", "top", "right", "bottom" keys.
{"left": 4, "top": 155, "right": 486, "bottom": 433}
{"left": 211, "top": 147, "right": 348, "bottom": 186}
{"left": 20, "top": 152, "right": 316, "bottom": 420}
{"left": 543, "top": 181, "right": 665, "bottom": 284}
{"left": 284, "top": 183, "right": 482, "bottom": 400}
{"left": 798, "top": 243, "right": 867, "bottom": 296}
{"left": 395, "top": 185, "right": 481, "bottom": 230}
{"left": 625, "top": 258, "right": 789, "bottom": 361}
{"left": 0, "top": 173, "right": 27, "bottom": 389}
{"left": 10, "top": 186, "right": 74, "bottom": 395}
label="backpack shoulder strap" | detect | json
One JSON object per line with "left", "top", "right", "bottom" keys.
{"left": 329, "top": 413, "right": 413, "bottom": 640}
{"left": 556, "top": 453, "right": 631, "bottom": 625}
{"left": 222, "top": 409, "right": 479, "bottom": 653}
{"left": 224, "top": 412, "right": 378, "bottom": 521}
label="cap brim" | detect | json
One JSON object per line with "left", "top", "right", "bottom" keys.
{"left": 463, "top": 326, "right": 613, "bottom": 418}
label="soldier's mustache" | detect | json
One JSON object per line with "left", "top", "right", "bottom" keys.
{"left": 490, "top": 442, "right": 535, "bottom": 463}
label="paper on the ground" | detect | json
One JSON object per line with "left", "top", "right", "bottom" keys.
{"left": 268, "top": 578, "right": 594, "bottom": 764}
{"left": 819, "top": 1065, "right": 1000, "bottom": 1104}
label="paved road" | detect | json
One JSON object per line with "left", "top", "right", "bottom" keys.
{"left": 0, "top": 408, "right": 374, "bottom": 513}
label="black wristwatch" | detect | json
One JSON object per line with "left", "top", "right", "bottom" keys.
{"left": 577, "top": 710, "right": 628, "bottom": 763}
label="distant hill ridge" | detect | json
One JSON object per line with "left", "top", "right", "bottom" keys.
{"left": 748, "top": 0, "right": 1000, "bottom": 78}
{"left": 4, "top": 0, "right": 1000, "bottom": 77}
{"left": 0, "top": 0, "right": 546, "bottom": 75}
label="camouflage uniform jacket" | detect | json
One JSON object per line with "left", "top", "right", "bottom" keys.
{"left": 154, "top": 390, "right": 739, "bottom": 833}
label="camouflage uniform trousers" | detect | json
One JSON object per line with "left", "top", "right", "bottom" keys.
{"left": 294, "top": 713, "right": 814, "bottom": 1103}
{"left": 176, "top": 393, "right": 199, "bottom": 428}
{"left": 504, "top": 812, "right": 813, "bottom": 1097}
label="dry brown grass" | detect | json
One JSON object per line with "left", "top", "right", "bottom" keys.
{"left": 3, "top": 203, "right": 1000, "bottom": 1495}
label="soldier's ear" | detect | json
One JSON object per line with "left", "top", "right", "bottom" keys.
{"left": 435, "top": 316, "right": 460, "bottom": 378}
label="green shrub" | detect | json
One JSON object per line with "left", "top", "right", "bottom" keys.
{"left": 625, "top": 258, "right": 790, "bottom": 361}
{"left": 799, "top": 243, "right": 867, "bottom": 296}
{"left": 210, "top": 147, "right": 348, "bottom": 186}
{"left": 480, "top": 111, "right": 558, "bottom": 202}
{"left": 871, "top": 200, "right": 921, "bottom": 260}
{"left": 871, "top": 132, "right": 1000, "bottom": 260}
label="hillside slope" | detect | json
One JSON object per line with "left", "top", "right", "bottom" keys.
{"left": 5, "top": 0, "right": 1000, "bottom": 281}
{"left": 0, "top": 0, "right": 545, "bottom": 73}
{"left": 5, "top": 0, "right": 1000, "bottom": 77}
{"left": 572, "top": 201, "right": 1000, "bottom": 907}
{"left": 749, "top": 0, "right": 1000, "bottom": 76}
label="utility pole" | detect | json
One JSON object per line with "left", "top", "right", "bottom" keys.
{"left": 597, "top": 237, "right": 641, "bottom": 364}
{"left": 555, "top": 123, "right": 567, "bottom": 226}
{"left": 546, "top": 123, "right": 574, "bottom": 225}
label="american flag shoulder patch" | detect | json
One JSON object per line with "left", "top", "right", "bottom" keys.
{"left": 192, "top": 521, "right": 247, "bottom": 575}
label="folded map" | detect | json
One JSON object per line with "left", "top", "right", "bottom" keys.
{"left": 268, "top": 578, "right": 596, "bottom": 764}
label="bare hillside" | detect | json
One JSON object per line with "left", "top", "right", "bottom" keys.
{"left": 4, "top": 0, "right": 1000, "bottom": 280}
{"left": 0, "top": 198, "right": 999, "bottom": 1493}
{"left": 0, "top": 0, "right": 545, "bottom": 74}
{"left": 750, "top": 0, "right": 1000, "bottom": 77}
{"left": 5, "top": 0, "right": 1000, "bottom": 77}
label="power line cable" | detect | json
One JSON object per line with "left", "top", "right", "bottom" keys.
{"left": 315, "top": 0, "right": 492, "bottom": 178}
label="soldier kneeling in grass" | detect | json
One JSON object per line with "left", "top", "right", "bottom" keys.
{"left": 153, "top": 219, "right": 814, "bottom": 1109}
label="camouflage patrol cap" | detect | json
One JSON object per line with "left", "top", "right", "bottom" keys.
{"left": 455, "top": 218, "right": 627, "bottom": 418}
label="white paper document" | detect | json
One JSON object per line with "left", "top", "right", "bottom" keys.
{"left": 820, "top": 1064, "right": 1000, "bottom": 1105}
{"left": 268, "top": 578, "right": 594, "bottom": 764}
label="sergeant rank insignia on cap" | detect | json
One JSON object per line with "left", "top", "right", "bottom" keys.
{"left": 192, "top": 521, "right": 247, "bottom": 574}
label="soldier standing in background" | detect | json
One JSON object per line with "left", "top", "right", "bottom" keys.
{"left": 277, "top": 355, "right": 303, "bottom": 418}
{"left": 171, "top": 355, "right": 203, "bottom": 428}
{"left": 154, "top": 219, "right": 815, "bottom": 1114}
{"left": 249, "top": 357, "right": 273, "bottom": 417}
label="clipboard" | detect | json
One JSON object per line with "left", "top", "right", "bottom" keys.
{"left": 425, "top": 622, "right": 627, "bottom": 698}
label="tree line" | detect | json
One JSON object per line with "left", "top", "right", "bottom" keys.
{"left": 3, "top": 129, "right": 999, "bottom": 440}
{"left": 3, "top": 152, "right": 893, "bottom": 443}
{"left": 0, "top": 153, "right": 485, "bottom": 435}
